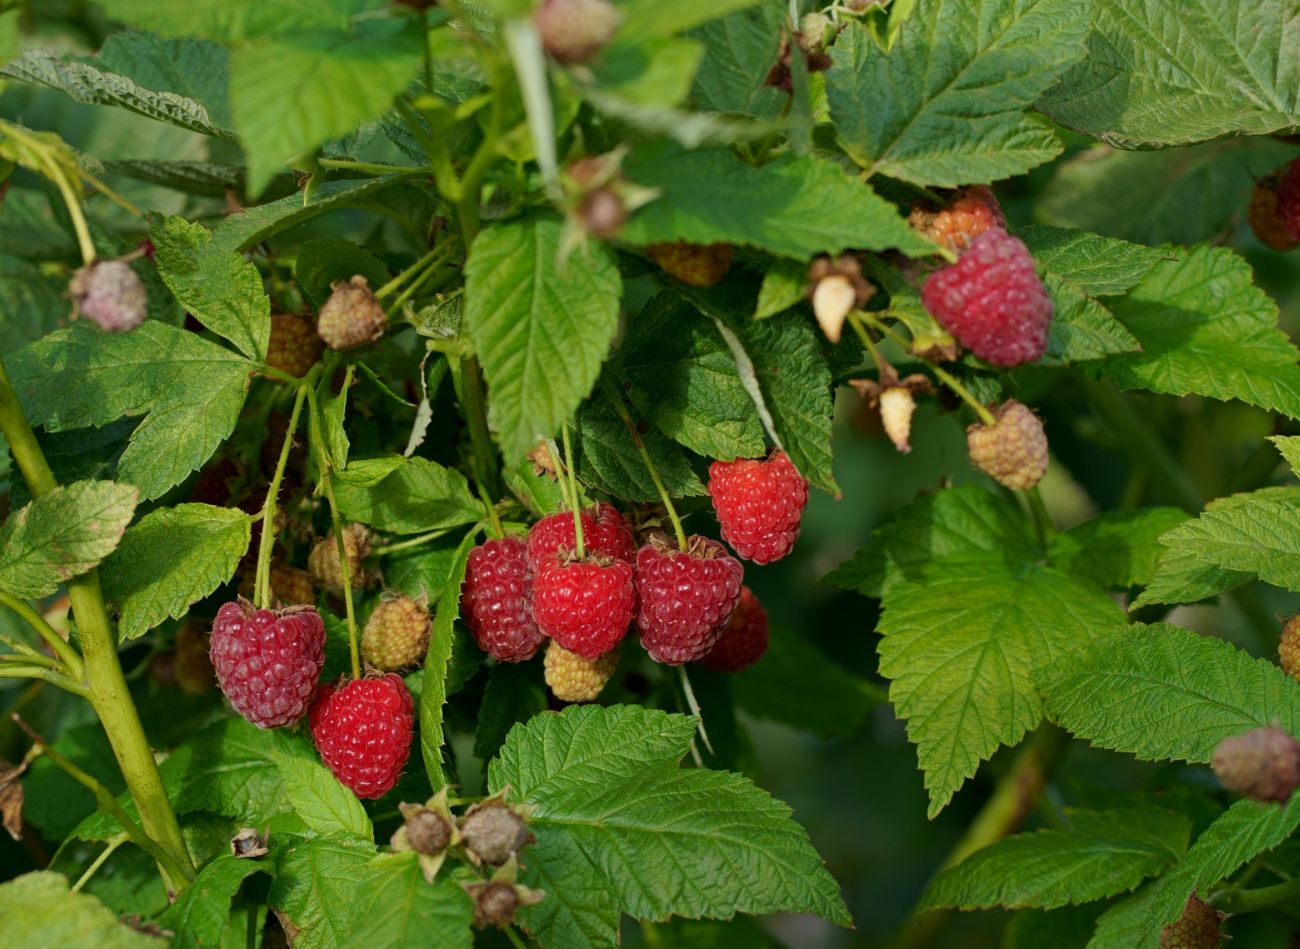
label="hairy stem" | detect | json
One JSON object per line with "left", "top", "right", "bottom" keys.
{"left": 255, "top": 384, "right": 308, "bottom": 608}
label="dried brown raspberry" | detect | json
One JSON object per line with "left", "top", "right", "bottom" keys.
{"left": 459, "top": 796, "right": 534, "bottom": 867}
{"left": 1281, "top": 615, "right": 1300, "bottom": 681}
{"left": 1249, "top": 172, "right": 1299, "bottom": 252}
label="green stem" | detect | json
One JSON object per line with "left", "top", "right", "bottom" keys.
{"left": 316, "top": 157, "right": 431, "bottom": 176}
{"left": 254, "top": 384, "right": 308, "bottom": 608}
{"left": 308, "top": 386, "right": 361, "bottom": 679}
{"left": 858, "top": 313, "right": 995, "bottom": 424}
{"left": 476, "top": 481, "right": 504, "bottom": 539}
{"left": 676, "top": 666, "right": 714, "bottom": 755}
{"left": 0, "top": 359, "right": 194, "bottom": 887}
{"left": 460, "top": 357, "right": 501, "bottom": 498}
{"left": 371, "top": 526, "right": 466, "bottom": 558}
{"left": 389, "top": 248, "right": 456, "bottom": 311}
{"left": 0, "top": 665, "right": 90, "bottom": 698}
{"left": 600, "top": 377, "right": 687, "bottom": 549}
{"left": 448, "top": 57, "right": 508, "bottom": 244}
{"left": 1210, "top": 874, "right": 1300, "bottom": 914}
{"left": 375, "top": 245, "right": 443, "bottom": 301}
{"left": 1024, "top": 486, "right": 1057, "bottom": 545}
{"left": 420, "top": 8, "right": 434, "bottom": 93}
{"left": 560, "top": 424, "right": 585, "bottom": 559}
{"left": 40, "top": 152, "right": 96, "bottom": 266}
{"left": 846, "top": 313, "right": 890, "bottom": 376}
{"left": 72, "top": 833, "right": 128, "bottom": 893}
{"left": 0, "top": 590, "right": 83, "bottom": 680}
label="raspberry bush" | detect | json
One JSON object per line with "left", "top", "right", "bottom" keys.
{"left": 1, "top": 1, "right": 1299, "bottom": 946}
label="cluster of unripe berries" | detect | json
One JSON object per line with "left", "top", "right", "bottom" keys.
{"left": 461, "top": 452, "right": 803, "bottom": 700}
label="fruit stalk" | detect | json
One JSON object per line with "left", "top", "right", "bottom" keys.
{"left": 0, "top": 359, "right": 195, "bottom": 887}
{"left": 1210, "top": 874, "right": 1300, "bottom": 914}
{"left": 254, "top": 382, "right": 308, "bottom": 608}
{"left": 600, "top": 376, "right": 688, "bottom": 549}
{"left": 560, "top": 424, "right": 586, "bottom": 558}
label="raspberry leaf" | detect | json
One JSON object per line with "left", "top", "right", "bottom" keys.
{"left": 0, "top": 871, "right": 159, "bottom": 947}
{"left": 339, "top": 854, "right": 474, "bottom": 948}
{"left": 332, "top": 456, "right": 482, "bottom": 535}
{"left": 688, "top": 2, "right": 785, "bottom": 118}
{"left": 276, "top": 757, "right": 372, "bottom": 842}
{"left": 918, "top": 807, "right": 1190, "bottom": 911}
{"left": 617, "top": 0, "right": 762, "bottom": 43}
{"left": 1039, "top": 0, "right": 1300, "bottom": 148}
{"left": 1035, "top": 622, "right": 1300, "bottom": 764}
{"left": 100, "top": 503, "right": 252, "bottom": 641}
{"left": 572, "top": 397, "right": 706, "bottom": 502}
{"left": 294, "top": 237, "right": 392, "bottom": 309}
{"left": 489, "top": 705, "right": 852, "bottom": 947}
{"left": 419, "top": 534, "right": 475, "bottom": 791}
{"left": 826, "top": 5, "right": 1090, "bottom": 186}
{"left": 93, "top": 0, "right": 360, "bottom": 43}
{"left": 159, "top": 855, "right": 271, "bottom": 949}
{"left": 0, "top": 480, "right": 138, "bottom": 598}
{"left": 473, "top": 661, "right": 548, "bottom": 762}
{"left": 464, "top": 216, "right": 622, "bottom": 464}
{"left": 1018, "top": 226, "right": 1168, "bottom": 297}
{"left": 1046, "top": 507, "right": 1190, "bottom": 590}
{"left": 268, "top": 836, "right": 377, "bottom": 949}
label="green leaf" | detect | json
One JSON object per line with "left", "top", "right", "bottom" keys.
{"left": 277, "top": 757, "right": 373, "bottom": 842}
{"left": 0, "top": 480, "right": 138, "bottom": 598}
{"left": 96, "top": 30, "right": 232, "bottom": 128}
{"left": 589, "top": 37, "right": 703, "bottom": 108}
{"left": 474, "top": 661, "right": 549, "bottom": 762}
{"left": 491, "top": 705, "right": 851, "bottom": 947}
{"left": 150, "top": 215, "right": 271, "bottom": 361}
{"left": 825, "top": 6, "right": 1089, "bottom": 186}
{"left": 270, "top": 837, "right": 377, "bottom": 949}
{"left": 100, "top": 503, "right": 251, "bottom": 641}
{"left": 0, "top": 254, "right": 67, "bottom": 357}
{"left": 96, "top": 0, "right": 366, "bottom": 43}
{"left": 159, "top": 855, "right": 270, "bottom": 949}
{"left": 1018, "top": 227, "right": 1168, "bottom": 297}
{"left": 689, "top": 2, "right": 785, "bottom": 118}
{"left": 1103, "top": 246, "right": 1300, "bottom": 418}
{"left": 573, "top": 397, "right": 706, "bottom": 503}
{"left": 333, "top": 456, "right": 481, "bottom": 534}
{"left": 463, "top": 216, "right": 623, "bottom": 463}
{"left": 620, "top": 148, "right": 934, "bottom": 259}
{"left": 421, "top": 535, "right": 475, "bottom": 791}
{"left": 1035, "top": 622, "right": 1300, "bottom": 764}
{"left": 619, "top": 292, "right": 765, "bottom": 462}
{"left": 1038, "top": 0, "right": 1300, "bottom": 147}
{"left": 6, "top": 322, "right": 254, "bottom": 499}
{"left": 0, "top": 48, "right": 235, "bottom": 140}
{"left": 919, "top": 807, "right": 1190, "bottom": 910}
{"left": 617, "top": 0, "right": 761, "bottom": 43}
{"left": 295, "top": 238, "right": 392, "bottom": 309}
{"left": 1040, "top": 273, "right": 1140, "bottom": 365}
{"left": 1048, "top": 508, "right": 1190, "bottom": 590}
{"left": 754, "top": 259, "right": 807, "bottom": 320}
{"left": 230, "top": 19, "right": 422, "bottom": 194}
{"left": 1272, "top": 435, "right": 1300, "bottom": 477}
{"left": 0, "top": 872, "right": 161, "bottom": 947}
{"left": 340, "top": 853, "right": 474, "bottom": 948}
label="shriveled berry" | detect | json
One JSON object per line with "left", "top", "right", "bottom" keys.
{"left": 707, "top": 451, "right": 809, "bottom": 564}
{"left": 535, "top": 0, "right": 620, "bottom": 64}
{"left": 578, "top": 188, "right": 626, "bottom": 239}
{"left": 532, "top": 555, "right": 635, "bottom": 659}
{"left": 210, "top": 601, "right": 325, "bottom": 728}
{"left": 69, "top": 259, "right": 148, "bottom": 332}
{"left": 527, "top": 503, "right": 634, "bottom": 569}
{"left": 1211, "top": 726, "right": 1300, "bottom": 804}
{"left": 543, "top": 640, "right": 618, "bottom": 702}
{"left": 921, "top": 228, "right": 1052, "bottom": 368}
{"left": 966, "top": 400, "right": 1048, "bottom": 491}
{"left": 308, "top": 525, "right": 370, "bottom": 594}
{"left": 403, "top": 807, "right": 453, "bottom": 856}
{"left": 702, "top": 586, "right": 769, "bottom": 673}
{"left": 1249, "top": 172, "right": 1299, "bottom": 251}
{"left": 1281, "top": 614, "right": 1300, "bottom": 681}
{"left": 361, "top": 595, "right": 430, "bottom": 671}
{"left": 310, "top": 674, "right": 414, "bottom": 799}
{"left": 909, "top": 185, "right": 1007, "bottom": 254}
{"left": 468, "top": 882, "right": 519, "bottom": 929}
{"left": 316, "top": 275, "right": 387, "bottom": 351}
{"left": 1159, "top": 895, "right": 1221, "bottom": 949}
{"left": 646, "top": 241, "right": 733, "bottom": 287}
{"left": 636, "top": 535, "right": 743, "bottom": 665}
{"left": 1277, "top": 157, "right": 1300, "bottom": 241}
{"left": 462, "top": 537, "right": 545, "bottom": 662}
{"left": 459, "top": 801, "right": 533, "bottom": 867}
{"left": 265, "top": 313, "right": 324, "bottom": 378}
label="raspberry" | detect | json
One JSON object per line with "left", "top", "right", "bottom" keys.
{"left": 1211, "top": 726, "right": 1300, "bottom": 804}
{"left": 646, "top": 241, "right": 733, "bottom": 287}
{"left": 635, "top": 535, "right": 743, "bottom": 665}
{"left": 707, "top": 451, "right": 809, "bottom": 564}
{"left": 269, "top": 566, "right": 314, "bottom": 607}
{"left": 909, "top": 185, "right": 1007, "bottom": 254}
{"left": 401, "top": 806, "right": 453, "bottom": 856}
{"left": 1280, "top": 614, "right": 1300, "bottom": 681}
{"left": 1277, "top": 158, "right": 1300, "bottom": 241}
{"left": 309, "top": 674, "right": 414, "bottom": 799}
{"left": 535, "top": 0, "right": 620, "bottom": 64}
{"left": 543, "top": 640, "right": 618, "bottom": 702}
{"left": 265, "top": 313, "right": 324, "bottom": 379}
{"left": 702, "top": 586, "right": 769, "bottom": 672}
{"left": 459, "top": 800, "right": 533, "bottom": 867}
{"left": 462, "top": 537, "right": 545, "bottom": 662}
{"left": 316, "top": 275, "right": 387, "bottom": 351}
{"left": 527, "top": 503, "right": 634, "bottom": 568}
{"left": 210, "top": 601, "right": 325, "bottom": 728}
{"left": 361, "top": 595, "right": 430, "bottom": 671}
{"left": 966, "top": 400, "right": 1048, "bottom": 491}
{"left": 1253, "top": 167, "right": 1300, "bottom": 251}
{"left": 532, "top": 555, "right": 635, "bottom": 659}
{"left": 69, "top": 259, "right": 148, "bottom": 332}
{"left": 308, "top": 524, "right": 370, "bottom": 594}
{"left": 921, "top": 228, "right": 1052, "bottom": 368}
{"left": 175, "top": 623, "right": 215, "bottom": 695}
{"left": 1159, "top": 895, "right": 1222, "bottom": 949}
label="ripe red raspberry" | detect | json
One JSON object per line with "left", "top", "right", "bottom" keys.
{"left": 532, "top": 555, "right": 635, "bottom": 659}
{"left": 1249, "top": 173, "right": 1299, "bottom": 252}
{"left": 265, "top": 313, "right": 324, "bottom": 379}
{"left": 921, "top": 228, "right": 1052, "bottom": 368}
{"left": 527, "top": 503, "right": 634, "bottom": 568}
{"left": 1211, "top": 726, "right": 1300, "bottom": 804}
{"left": 69, "top": 259, "right": 148, "bottom": 332}
{"left": 1277, "top": 158, "right": 1300, "bottom": 242}
{"left": 908, "top": 185, "right": 1007, "bottom": 254}
{"left": 309, "top": 674, "right": 414, "bottom": 799}
{"left": 316, "top": 275, "right": 387, "bottom": 351}
{"left": 1280, "top": 614, "right": 1300, "bottom": 681}
{"left": 462, "top": 537, "right": 545, "bottom": 662}
{"left": 535, "top": 0, "right": 620, "bottom": 64}
{"left": 646, "top": 241, "right": 733, "bottom": 287}
{"left": 210, "top": 601, "right": 325, "bottom": 728}
{"left": 702, "top": 586, "right": 769, "bottom": 672}
{"left": 361, "top": 595, "right": 430, "bottom": 671}
{"left": 966, "top": 400, "right": 1048, "bottom": 491}
{"left": 707, "top": 451, "right": 808, "bottom": 564}
{"left": 1159, "top": 895, "right": 1222, "bottom": 949}
{"left": 543, "top": 640, "right": 619, "bottom": 702}
{"left": 635, "top": 535, "right": 743, "bottom": 665}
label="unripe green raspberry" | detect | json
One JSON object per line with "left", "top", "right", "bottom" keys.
{"left": 265, "top": 313, "right": 324, "bottom": 379}
{"left": 361, "top": 595, "right": 430, "bottom": 671}
{"left": 316, "top": 276, "right": 387, "bottom": 351}
{"left": 966, "top": 400, "right": 1048, "bottom": 491}
{"left": 1211, "top": 726, "right": 1300, "bottom": 804}
{"left": 1159, "top": 895, "right": 1221, "bottom": 949}
{"left": 308, "top": 524, "right": 370, "bottom": 594}
{"left": 543, "top": 640, "right": 618, "bottom": 703}
{"left": 1280, "top": 614, "right": 1300, "bottom": 681}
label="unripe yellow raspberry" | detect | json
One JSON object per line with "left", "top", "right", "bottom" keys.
{"left": 361, "top": 595, "right": 431, "bottom": 671}
{"left": 543, "top": 641, "right": 618, "bottom": 702}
